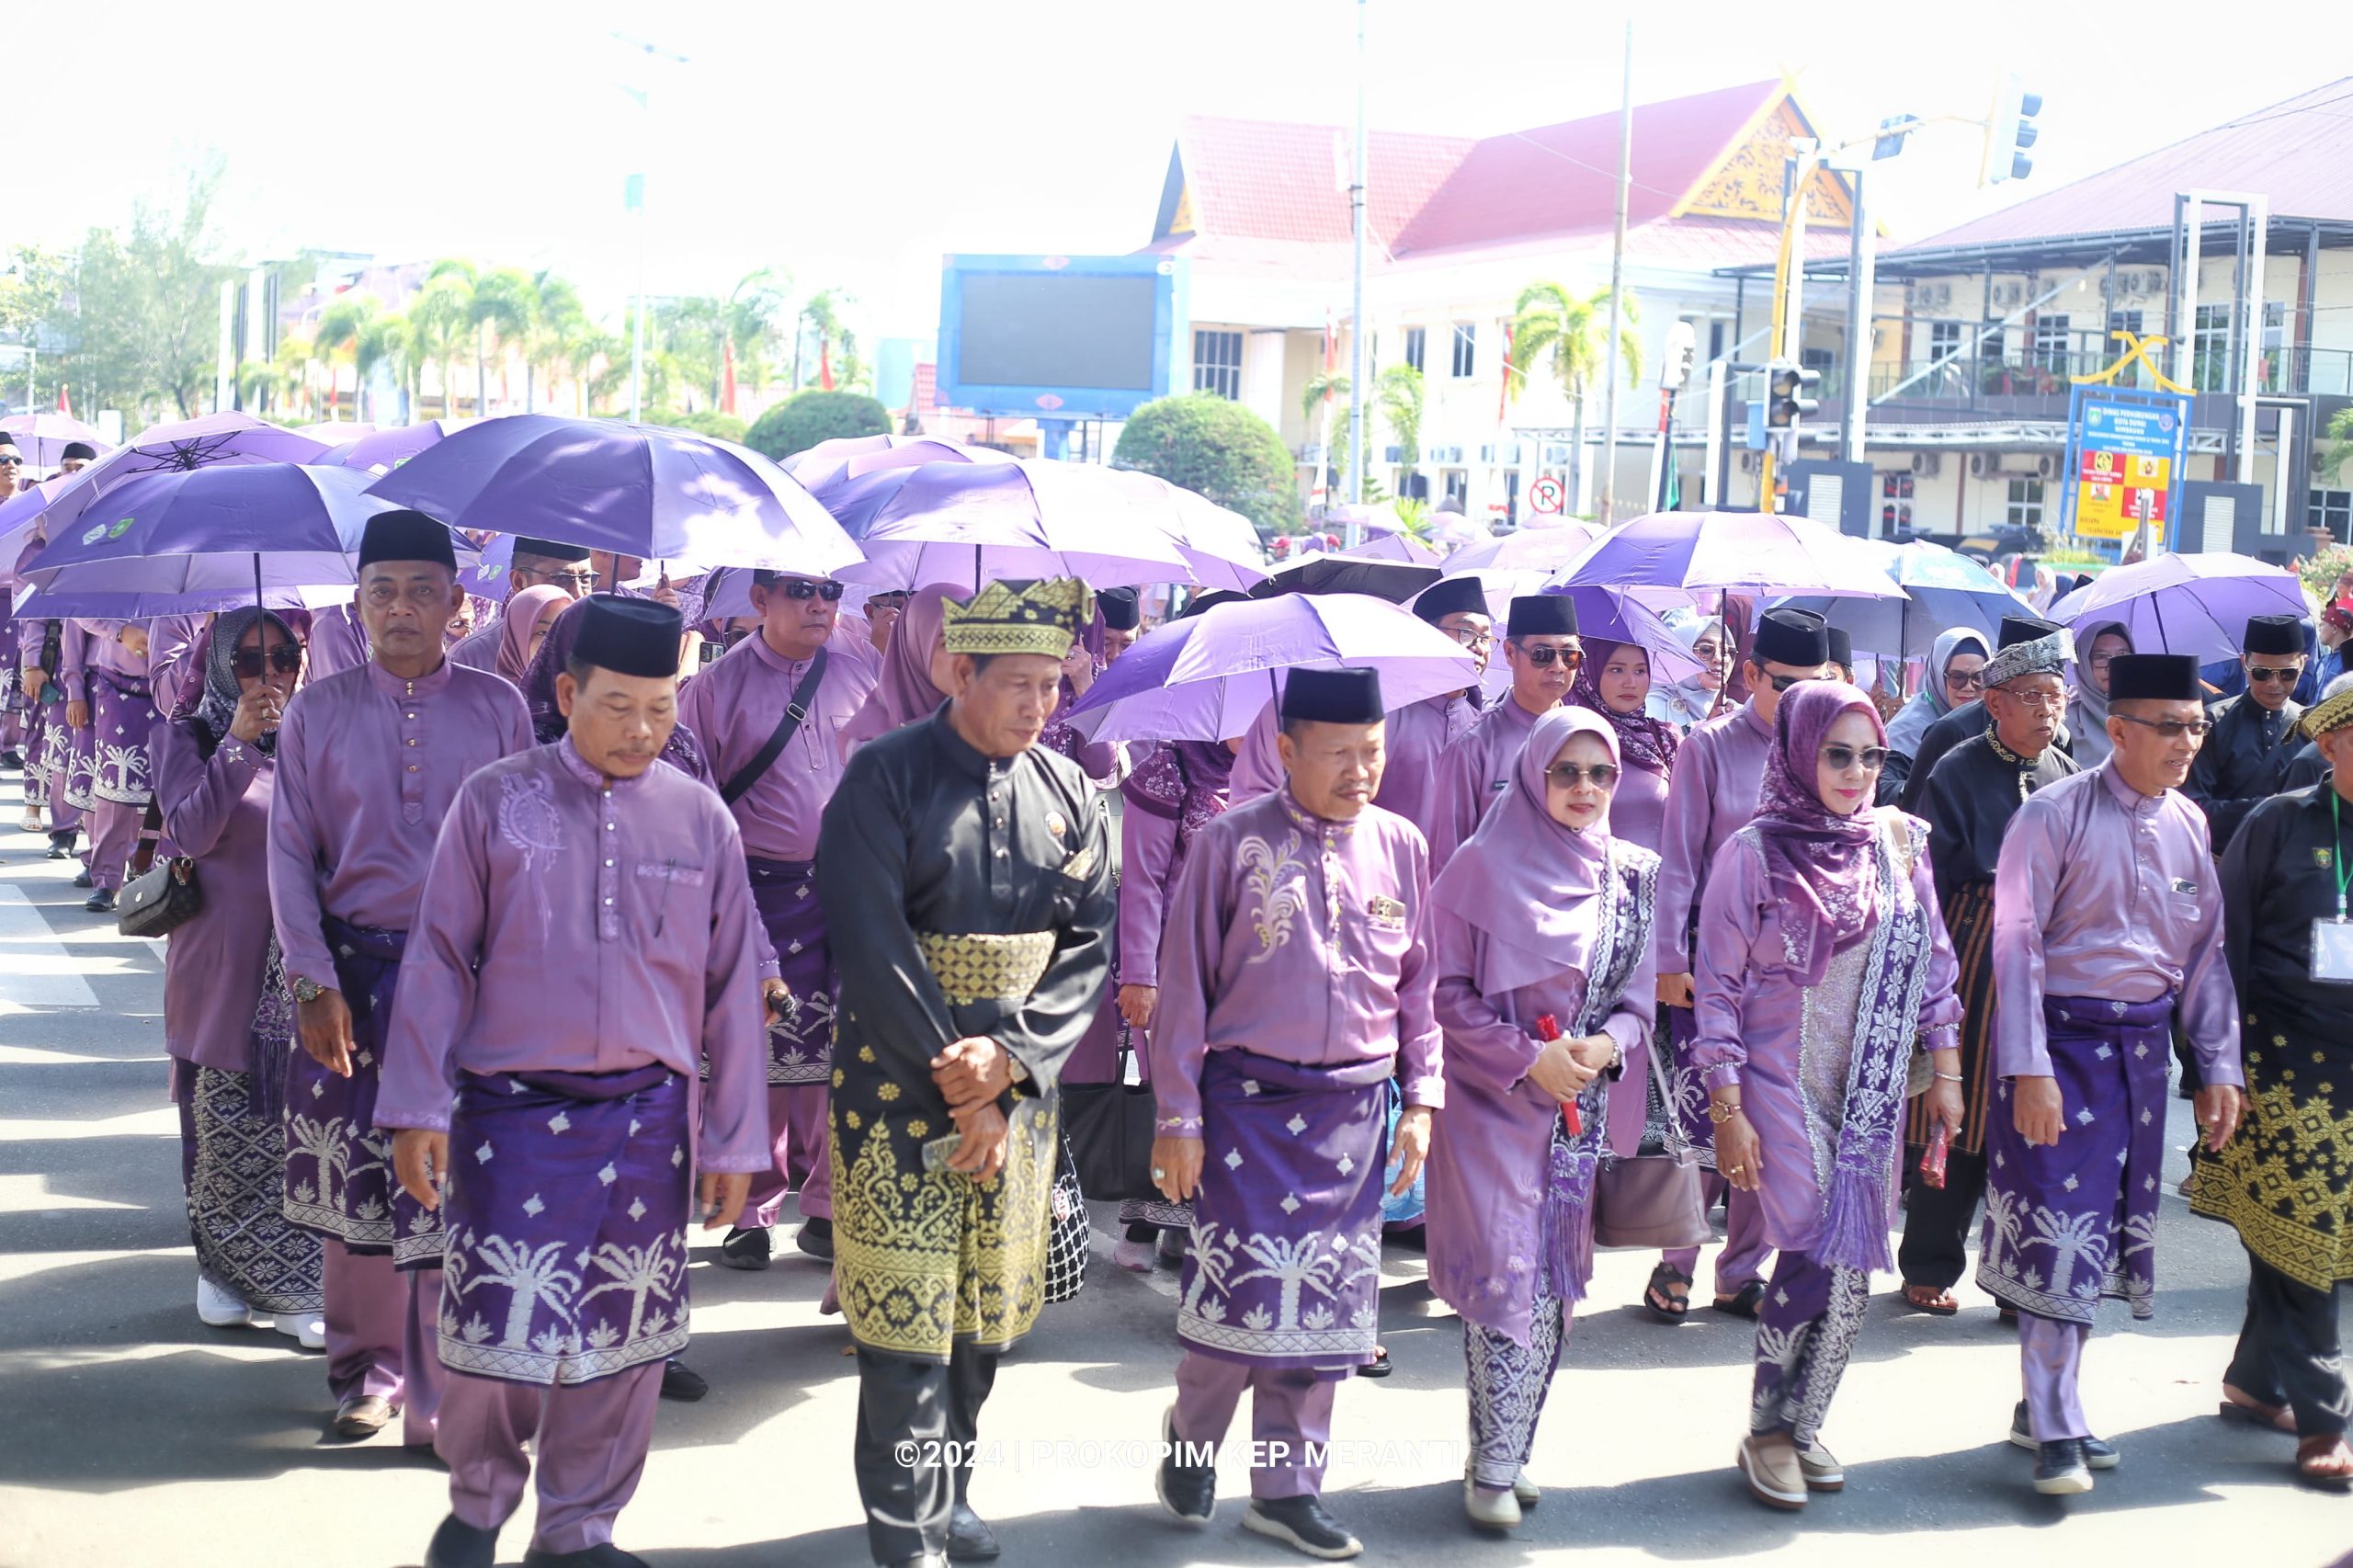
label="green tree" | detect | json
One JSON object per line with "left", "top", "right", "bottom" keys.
{"left": 1299, "top": 369, "right": 1351, "bottom": 493}
{"left": 426, "top": 258, "right": 535, "bottom": 416}
{"left": 653, "top": 407, "right": 749, "bottom": 444}
{"left": 1373, "top": 364, "right": 1425, "bottom": 494}
{"left": 67, "top": 165, "right": 239, "bottom": 422}
{"left": 726, "top": 267, "right": 792, "bottom": 394}
{"left": 796, "top": 288, "right": 870, "bottom": 393}
{"left": 405, "top": 277, "right": 471, "bottom": 418}
{"left": 1114, "top": 392, "right": 1302, "bottom": 537}
{"left": 523, "top": 270, "right": 587, "bottom": 414}
{"left": 1506, "top": 282, "right": 1642, "bottom": 512}
{"left": 745, "top": 390, "right": 890, "bottom": 461}
{"left": 314, "top": 294, "right": 383, "bottom": 422}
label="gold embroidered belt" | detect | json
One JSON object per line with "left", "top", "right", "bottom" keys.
{"left": 916, "top": 930, "right": 1056, "bottom": 1006}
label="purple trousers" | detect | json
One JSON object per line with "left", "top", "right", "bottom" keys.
{"left": 746, "top": 857, "right": 835, "bottom": 1226}
{"left": 438, "top": 1360, "right": 662, "bottom": 1556}
{"left": 1171, "top": 1350, "right": 1339, "bottom": 1500}
{"left": 1664, "top": 1175, "right": 1772, "bottom": 1295}
{"left": 322, "top": 1239, "right": 444, "bottom": 1446}
{"left": 2018, "top": 1312, "right": 2093, "bottom": 1442}
{"left": 86, "top": 800, "right": 141, "bottom": 892}
{"left": 749, "top": 1083, "right": 832, "bottom": 1226}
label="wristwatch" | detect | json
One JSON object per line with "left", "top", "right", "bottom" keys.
{"left": 292, "top": 976, "right": 324, "bottom": 1005}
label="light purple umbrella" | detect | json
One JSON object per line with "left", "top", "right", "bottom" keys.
{"left": 366, "top": 414, "right": 859, "bottom": 576}
{"left": 1350, "top": 530, "right": 1442, "bottom": 564}
{"left": 2047, "top": 551, "right": 2308, "bottom": 664}
{"left": 1444, "top": 522, "right": 1601, "bottom": 575}
{"left": 1109, "top": 470, "right": 1267, "bottom": 592}
{"left": 325, "top": 419, "right": 460, "bottom": 475}
{"left": 295, "top": 421, "right": 379, "bottom": 442}
{"left": 830, "top": 459, "right": 1192, "bottom": 592}
{"left": 786, "top": 433, "right": 1014, "bottom": 494}
{"left": 0, "top": 413, "right": 110, "bottom": 470}
{"left": 1550, "top": 510, "right": 1904, "bottom": 600}
{"left": 1058, "top": 591, "right": 1477, "bottom": 743}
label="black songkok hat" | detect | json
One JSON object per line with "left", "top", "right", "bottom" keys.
{"left": 2108, "top": 653, "right": 2200, "bottom": 703}
{"left": 511, "top": 535, "right": 593, "bottom": 564}
{"left": 1825, "top": 626, "right": 1853, "bottom": 669}
{"left": 1413, "top": 575, "right": 1489, "bottom": 625}
{"left": 1752, "top": 607, "right": 1830, "bottom": 667}
{"left": 356, "top": 509, "right": 458, "bottom": 572}
{"left": 1997, "top": 614, "right": 2064, "bottom": 649}
{"left": 1506, "top": 594, "right": 1578, "bottom": 639}
{"left": 2243, "top": 613, "right": 2305, "bottom": 657}
{"left": 571, "top": 594, "right": 683, "bottom": 679}
{"left": 1281, "top": 666, "right": 1385, "bottom": 724}
{"left": 59, "top": 441, "right": 97, "bottom": 461}
{"left": 1098, "top": 587, "right": 1141, "bottom": 631}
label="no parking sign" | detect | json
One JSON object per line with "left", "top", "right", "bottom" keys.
{"left": 1529, "top": 474, "right": 1566, "bottom": 515}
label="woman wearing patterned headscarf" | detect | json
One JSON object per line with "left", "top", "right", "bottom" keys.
{"left": 1690, "top": 681, "right": 1963, "bottom": 1510}
{"left": 154, "top": 608, "right": 323, "bottom": 1346}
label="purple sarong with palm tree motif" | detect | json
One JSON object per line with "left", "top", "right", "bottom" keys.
{"left": 437, "top": 1066, "right": 692, "bottom": 1387}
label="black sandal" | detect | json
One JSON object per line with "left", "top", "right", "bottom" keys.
{"left": 1356, "top": 1346, "right": 1393, "bottom": 1379}
{"left": 1713, "top": 1281, "right": 1767, "bottom": 1320}
{"left": 1644, "top": 1263, "right": 1693, "bottom": 1323}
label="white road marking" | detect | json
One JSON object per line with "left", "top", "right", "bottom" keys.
{"left": 0, "top": 884, "right": 100, "bottom": 1008}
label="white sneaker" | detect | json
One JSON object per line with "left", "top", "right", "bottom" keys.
{"left": 264, "top": 1312, "right": 326, "bottom": 1349}
{"left": 1462, "top": 1476, "right": 1522, "bottom": 1529}
{"left": 196, "top": 1277, "right": 256, "bottom": 1328}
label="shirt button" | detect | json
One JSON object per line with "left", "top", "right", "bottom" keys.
{"left": 406, "top": 737, "right": 418, "bottom": 746}
{"left": 406, "top": 764, "right": 418, "bottom": 773}
{"left": 995, "top": 847, "right": 1008, "bottom": 858}
{"left": 604, "top": 897, "right": 614, "bottom": 905}
{"left": 606, "top": 823, "right": 616, "bottom": 832}
{"left": 994, "top": 818, "right": 1006, "bottom": 829}
{"left": 404, "top": 712, "right": 415, "bottom": 720}
{"left": 605, "top": 858, "right": 615, "bottom": 868}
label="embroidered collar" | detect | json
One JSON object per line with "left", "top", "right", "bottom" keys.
{"left": 1986, "top": 729, "right": 2026, "bottom": 766}
{"left": 1278, "top": 788, "right": 1359, "bottom": 839}
{"left": 365, "top": 656, "right": 452, "bottom": 700}
{"left": 556, "top": 736, "right": 654, "bottom": 796}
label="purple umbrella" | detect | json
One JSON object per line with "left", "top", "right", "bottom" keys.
{"left": 1444, "top": 522, "right": 1601, "bottom": 574}
{"left": 790, "top": 433, "right": 1016, "bottom": 494}
{"left": 1059, "top": 591, "right": 1477, "bottom": 743}
{"left": 1551, "top": 510, "right": 1904, "bottom": 600}
{"left": 830, "top": 458, "right": 1191, "bottom": 592}
{"left": 1251, "top": 550, "right": 1439, "bottom": 603}
{"left": 325, "top": 419, "right": 460, "bottom": 475}
{"left": 2047, "top": 551, "right": 2308, "bottom": 664}
{"left": 295, "top": 420, "right": 379, "bottom": 441}
{"left": 367, "top": 414, "right": 859, "bottom": 576}
{"left": 3, "top": 413, "right": 336, "bottom": 562}
{"left": 0, "top": 413, "right": 110, "bottom": 470}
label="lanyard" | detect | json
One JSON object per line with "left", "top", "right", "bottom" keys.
{"left": 2335, "top": 790, "right": 2350, "bottom": 921}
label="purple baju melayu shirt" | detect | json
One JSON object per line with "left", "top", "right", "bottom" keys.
{"left": 1652, "top": 700, "right": 1774, "bottom": 973}
{"left": 304, "top": 601, "right": 369, "bottom": 681}
{"left": 1608, "top": 758, "right": 1670, "bottom": 854}
{"left": 1119, "top": 806, "right": 1180, "bottom": 992}
{"left": 1989, "top": 760, "right": 2242, "bottom": 1085}
{"left": 1427, "top": 695, "right": 1544, "bottom": 867}
{"left": 675, "top": 628, "right": 879, "bottom": 863}
{"left": 153, "top": 721, "right": 276, "bottom": 1071}
{"left": 373, "top": 739, "right": 770, "bottom": 1174}
{"left": 1374, "top": 690, "right": 1481, "bottom": 843}
{"left": 1149, "top": 790, "right": 1444, "bottom": 1134}
{"left": 267, "top": 659, "right": 534, "bottom": 986}
{"left": 446, "top": 616, "right": 500, "bottom": 673}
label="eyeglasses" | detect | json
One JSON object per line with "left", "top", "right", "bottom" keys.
{"left": 1819, "top": 744, "right": 1889, "bottom": 773}
{"left": 2114, "top": 712, "right": 2212, "bottom": 740}
{"left": 1992, "top": 687, "right": 2068, "bottom": 712}
{"left": 1944, "top": 669, "right": 1986, "bottom": 690}
{"left": 1513, "top": 642, "right": 1583, "bottom": 670}
{"left": 1545, "top": 762, "right": 1621, "bottom": 790}
{"left": 773, "top": 578, "right": 847, "bottom": 601}
{"left": 2247, "top": 664, "right": 2303, "bottom": 685}
{"left": 1442, "top": 625, "right": 1494, "bottom": 651}
{"left": 524, "top": 566, "right": 599, "bottom": 591}
{"left": 2086, "top": 653, "right": 2120, "bottom": 671}
{"left": 0, "top": 454, "right": 21, "bottom": 466}
{"left": 1766, "top": 671, "right": 1821, "bottom": 692}
{"left": 231, "top": 644, "right": 303, "bottom": 678}
{"left": 867, "top": 593, "right": 910, "bottom": 609}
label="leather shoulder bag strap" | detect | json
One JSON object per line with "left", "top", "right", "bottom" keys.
{"left": 721, "top": 648, "right": 828, "bottom": 807}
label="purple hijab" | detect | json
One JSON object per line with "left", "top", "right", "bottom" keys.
{"left": 1751, "top": 680, "right": 1885, "bottom": 987}
{"left": 521, "top": 596, "right": 710, "bottom": 781}
{"left": 840, "top": 582, "right": 958, "bottom": 756}
{"left": 1429, "top": 706, "right": 1617, "bottom": 995}
{"left": 1568, "top": 637, "right": 1679, "bottom": 779}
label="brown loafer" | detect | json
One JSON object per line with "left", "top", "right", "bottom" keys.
{"left": 332, "top": 1393, "right": 395, "bottom": 1439}
{"left": 1737, "top": 1433, "right": 1806, "bottom": 1510}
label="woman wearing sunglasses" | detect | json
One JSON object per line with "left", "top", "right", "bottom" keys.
{"left": 1425, "top": 707, "right": 1660, "bottom": 1528}
{"left": 1688, "top": 681, "right": 1964, "bottom": 1510}
{"left": 153, "top": 608, "right": 324, "bottom": 1350}
{"left": 1881, "top": 628, "right": 1989, "bottom": 801}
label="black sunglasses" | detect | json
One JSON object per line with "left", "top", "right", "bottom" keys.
{"left": 1820, "top": 744, "right": 1889, "bottom": 772}
{"left": 2247, "top": 664, "right": 2302, "bottom": 684}
{"left": 1545, "top": 762, "right": 1621, "bottom": 789}
{"left": 1514, "top": 642, "right": 1584, "bottom": 669}
{"left": 2114, "top": 712, "right": 2212, "bottom": 740}
{"left": 232, "top": 644, "right": 303, "bottom": 678}
{"left": 1766, "top": 671, "right": 1822, "bottom": 692}
{"left": 773, "top": 579, "right": 847, "bottom": 601}
{"left": 1944, "top": 669, "right": 1986, "bottom": 690}
{"left": 0, "top": 454, "right": 21, "bottom": 466}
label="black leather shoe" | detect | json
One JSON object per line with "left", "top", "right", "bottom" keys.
{"left": 1242, "top": 1495, "right": 1362, "bottom": 1560}
{"left": 520, "top": 1545, "right": 650, "bottom": 1567}
{"left": 84, "top": 887, "right": 115, "bottom": 914}
{"left": 2011, "top": 1402, "right": 2120, "bottom": 1469}
{"left": 0, "top": 750, "right": 22, "bottom": 770}
{"left": 660, "top": 1358, "right": 708, "bottom": 1402}
{"left": 945, "top": 1501, "right": 999, "bottom": 1561}
{"left": 72, "top": 868, "right": 93, "bottom": 889}
{"left": 2033, "top": 1438, "right": 2093, "bottom": 1495}
{"left": 1156, "top": 1404, "right": 1215, "bottom": 1525}
{"left": 797, "top": 1215, "right": 835, "bottom": 1261}
{"left": 46, "top": 839, "right": 74, "bottom": 859}
{"left": 718, "top": 1225, "right": 771, "bottom": 1270}
{"left": 424, "top": 1513, "right": 498, "bottom": 1568}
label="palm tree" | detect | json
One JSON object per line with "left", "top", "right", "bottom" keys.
{"left": 274, "top": 335, "right": 321, "bottom": 420}
{"left": 2022, "top": 1205, "right": 2108, "bottom": 1302}
{"left": 462, "top": 1234, "right": 585, "bottom": 1350}
{"left": 795, "top": 288, "right": 865, "bottom": 392}
{"left": 1300, "top": 369, "right": 1351, "bottom": 493}
{"left": 315, "top": 295, "right": 385, "bottom": 422}
{"left": 1372, "top": 364, "right": 1424, "bottom": 496}
{"left": 356, "top": 312, "right": 413, "bottom": 423}
{"left": 524, "top": 270, "right": 586, "bottom": 413}
{"left": 426, "top": 258, "right": 534, "bottom": 418}
{"left": 1506, "top": 282, "right": 1643, "bottom": 514}
{"left": 406, "top": 277, "right": 472, "bottom": 418}
{"left": 580, "top": 1241, "right": 682, "bottom": 1341}
{"left": 725, "top": 267, "right": 791, "bottom": 400}
{"left": 236, "top": 358, "right": 292, "bottom": 417}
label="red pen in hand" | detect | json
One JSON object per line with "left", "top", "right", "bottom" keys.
{"left": 1536, "top": 1013, "right": 1582, "bottom": 1135}
{"left": 1918, "top": 1121, "right": 1949, "bottom": 1189}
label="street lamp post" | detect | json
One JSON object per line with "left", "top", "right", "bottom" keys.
{"left": 1344, "top": 0, "right": 1369, "bottom": 541}
{"left": 615, "top": 33, "right": 687, "bottom": 426}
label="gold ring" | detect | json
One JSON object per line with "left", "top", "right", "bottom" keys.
{"left": 1726, "top": 1165, "right": 1745, "bottom": 1176}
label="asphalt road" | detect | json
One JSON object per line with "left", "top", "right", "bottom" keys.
{"left": 0, "top": 766, "right": 2347, "bottom": 1568}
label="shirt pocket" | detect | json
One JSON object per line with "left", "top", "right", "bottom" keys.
{"left": 1353, "top": 892, "right": 1415, "bottom": 978}
{"left": 632, "top": 860, "right": 708, "bottom": 937}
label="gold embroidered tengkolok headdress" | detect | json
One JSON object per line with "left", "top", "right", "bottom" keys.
{"left": 939, "top": 577, "right": 1096, "bottom": 659}
{"left": 2302, "top": 685, "right": 2353, "bottom": 742}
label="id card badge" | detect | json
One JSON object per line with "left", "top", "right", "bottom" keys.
{"left": 2313, "top": 919, "right": 2353, "bottom": 983}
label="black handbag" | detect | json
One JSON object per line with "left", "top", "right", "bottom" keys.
{"left": 1062, "top": 1026, "right": 1162, "bottom": 1204}
{"left": 117, "top": 797, "right": 202, "bottom": 939}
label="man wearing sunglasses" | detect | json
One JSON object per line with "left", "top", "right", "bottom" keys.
{"left": 1427, "top": 595, "right": 1579, "bottom": 866}
{"left": 2187, "top": 612, "right": 2309, "bottom": 855}
{"left": 1979, "top": 652, "right": 2241, "bottom": 1495}
{"left": 1897, "top": 616, "right": 2075, "bottom": 814}
{"left": 1652, "top": 606, "right": 1832, "bottom": 1319}
{"left": 1369, "top": 576, "right": 1492, "bottom": 847}
{"left": 448, "top": 538, "right": 599, "bottom": 673}
{"left": 0, "top": 435, "right": 27, "bottom": 494}
{"left": 676, "top": 569, "right": 879, "bottom": 1274}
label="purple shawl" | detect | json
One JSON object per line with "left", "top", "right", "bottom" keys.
{"left": 839, "top": 583, "right": 957, "bottom": 754}
{"left": 521, "top": 597, "right": 709, "bottom": 780}
{"left": 1568, "top": 637, "right": 1679, "bottom": 779}
{"left": 1428, "top": 706, "right": 1617, "bottom": 995}
{"left": 1751, "top": 680, "right": 1885, "bottom": 987}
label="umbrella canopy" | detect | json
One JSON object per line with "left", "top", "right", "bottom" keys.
{"left": 1348, "top": 530, "right": 1442, "bottom": 564}
{"left": 1444, "top": 522, "right": 1602, "bottom": 575}
{"left": 0, "top": 413, "right": 110, "bottom": 470}
{"left": 24, "top": 464, "right": 474, "bottom": 601}
{"left": 784, "top": 433, "right": 1015, "bottom": 494}
{"left": 1323, "top": 501, "right": 1408, "bottom": 538}
{"left": 2047, "top": 551, "right": 2309, "bottom": 664}
{"left": 1060, "top": 591, "right": 1478, "bottom": 743}
{"left": 1776, "top": 540, "right": 2031, "bottom": 656}
{"left": 1551, "top": 510, "right": 1904, "bottom": 600}
{"left": 15, "top": 581, "right": 355, "bottom": 620}
{"left": 295, "top": 421, "right": 378, "bottom": 441}
{"left": 325, "top": 419, "right": 460, "bottom": 475}
{"left": 1250, "top": 551, "right": 1439, "bottom": 603}
{"left": 1109, "top": 470, "right": 1268, "bottom": 592}
{"left": 365, "top": 414, "right": 859, "bottom": 576}
{"left": 827, "top": 459, "right": 1192, "bottom": 592}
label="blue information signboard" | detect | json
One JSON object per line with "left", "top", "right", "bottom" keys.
{"left": 2058, "top": 385, "right": 2189, "bottom": 548}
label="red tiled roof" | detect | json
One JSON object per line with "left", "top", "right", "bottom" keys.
{"left": 1901, "top": 77, "right": 2353, "bottom": 252}
{"left": 1172, "top": 117, "right": 1472, "bottom": 249}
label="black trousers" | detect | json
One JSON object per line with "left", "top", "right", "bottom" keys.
{"left": 853, "top": 1341, "right": 999, "bottom": 1564}
{"left": 1897, "top": 1147, "right": 1989, "bottom": 1292}
{"left": 2225, "top": 1249, "right": 2350, "bottom": 1439}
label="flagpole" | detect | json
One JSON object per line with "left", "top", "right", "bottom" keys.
{"left": 1344, "top": 0, "right": 1369, "bottom": 544}
{"left": 1597, "top": 19, "right": 1633, "bottom": 526}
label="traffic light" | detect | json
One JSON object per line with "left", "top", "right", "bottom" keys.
{"left": 1984, "top": 74, "right": 2041, "bottom": 185}
{"left": 1768, "top": 359, "right": 1820, "bottom": 435}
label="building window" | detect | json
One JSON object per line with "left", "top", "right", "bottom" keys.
{"left": 1403, "top": 326, "right": 1426, "bottom": 374}
{"left": 1442, "top": 469, "right": 1468, "bottom": 504}
{"left": 2006, "top": 476, "right": 2044, "bottom": 530}
{"left": 2262, "top": 301, "right": 2288, "bottom": 392}
{"left": 1450, "top": 323, "right": 1476, "bottom": 379}
{"left": 1708, "top": 321, "right": 1726, "bottom": 362}
{"left": 1191, "top": 330, "right": 1243, "bottom": 400}
{"left": 1928, "top": 321, "right": 1963, "bottom": 363}
{"left": 2194, "top": 302, "right": 2233, "bottom": 392}
{"left": 1879, "top": 471, "right": 1915, "bottom": 536}
{"left": 2033, "top": 313, "right": 2071, "bottom": 373}
{"left": 1980, "top": 326, "right": 2007, "bottom": 365}
{"left": 2106, "top": 309, "right": 2143, "bottom": 342}
{"left": 2312, "top": 489, "right": 2352, "bottom": 542}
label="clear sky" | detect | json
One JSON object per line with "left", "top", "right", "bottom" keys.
{"left": 29, "top": 0, "right": 2343, "bottom": 346}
